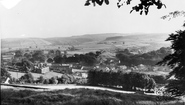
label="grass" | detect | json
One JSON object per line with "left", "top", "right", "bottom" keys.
{"left": 1, "top": 88, "right": 183, "bottom": 105}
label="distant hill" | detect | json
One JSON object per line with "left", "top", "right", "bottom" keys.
{"left": 105, "top": 36, "right": 124, "bottom": 41}
{"left": 1, "top": 38, "right": 51, "bottom": 48}
{"left": 1, "top": 33, "right": 170, "bottom": 53}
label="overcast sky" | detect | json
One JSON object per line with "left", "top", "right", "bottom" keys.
{"left": 0, "top": 0, "right": 185, "bottom": 39}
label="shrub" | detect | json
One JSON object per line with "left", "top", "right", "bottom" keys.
{"left": 50, "top": 77, "right": 58, "bottom": 84}
{"left": 1, "top": 89, "right": 177, "bottom": 105}
{"left": 43, "top": 79, "right": 50, "bottom": 84}
{"left": 150, "top": 75, "right": 167, "bottom": 84}
{"left": 88, "top": 69, "right": 156, "bottom": 91}
{"left": 20, "top": 72, "right": 34, "bottom": 83}
{"left": 37, "top": 76, "right": 45, "bottom": 84}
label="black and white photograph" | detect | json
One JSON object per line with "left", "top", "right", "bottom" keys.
{"left": 0, "top": 0, "right": 185, "bottom": 105}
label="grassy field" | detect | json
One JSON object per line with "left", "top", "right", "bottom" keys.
{"left": 1, "top": 88, "right": 184, "bottom": 105}
{"left": 1, "top": 33, "right": 170, "bottom": 53}
{"left": 9, "top": 71, "right": 63, "bottom": 80}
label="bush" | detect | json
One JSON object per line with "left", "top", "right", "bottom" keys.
{"left": 1, "top": 89, "right": 177, "bottom": 105}
{"left": 150, "top": 75, "right": 167, "bottom": 84}
{"left": 50, "top": 77, "right": 58, "bottom": 84}
{"left": 43, "top": 79, "right": 50, "bottom": 84}
{"left": 87, "top": 70, "right": 156, "bottom": 91}
{"left": 20, "top": 72, "right": 34, "bottom": 83}
{"left": 76, "top": 78, "right": 88, "bottom": 85}
{"left": 57, "top": 74, "right": 75, "bottom": 84}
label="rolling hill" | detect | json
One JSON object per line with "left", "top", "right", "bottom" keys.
{"left": 1, "top": 33, "right": 171, "bottom": 53}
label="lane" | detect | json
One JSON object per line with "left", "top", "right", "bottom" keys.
{"left": 1, "top": 84, "right": 134, "bottom": 94}
{"left": 2, "top": 84, "right": 185, "bottom": 101}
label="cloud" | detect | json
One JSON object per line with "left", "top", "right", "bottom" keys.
{"left": 0, "top": 0, "right": 21, "bottom": 9}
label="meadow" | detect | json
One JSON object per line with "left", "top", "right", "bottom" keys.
{"left": 1, "top": 88, "right": 184, "bottom": 105}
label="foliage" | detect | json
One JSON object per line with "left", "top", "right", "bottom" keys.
{"left": 75, "top": 78, "right": 88, "bottom": 85}
{"left": 47, "top": 58, "right": 53, "bottom": 63}
{"left": 53, "top": 51, "right": 101, "bottom": 66}
{"left": 165, "top": 80, "right": 185, "bottom": 97}
{"left": 116, "top": 47, "right": 171, "bottom": 66}
{"left": 158, "top": 31, "right": 185, "bottom": 79}
{"left": 37, "top": 76, "right": 45, "bottom": 84}
{"left": 50, "top": 77, "right": 58, "bottom": 84}
{"left": 57, "top": 74, "right": 75, "bottom": 84}
{"left": 150, "top": 75, "right": 167, "bottom": 84}
{"left": 23, "top": 53, "right": 32, "bottom": 59}
{"left": 161, "top": 11, "right": 185, "bottom": 27}
{"left": 88, "top": 69, "right": 156, "bottom": 91}
{"left": 20, "top": 72, "right": 34, "bottom": 83}
{"left": 14, "top": 50, "right": 23, "bottom": 58}
{"left": 43, "top": 79, "right": 50, "bottom": 84}
{"left": 85, "top": 0, "right": 166, "bottom": 15}
{"left": 53, "top": 55, "right": 64, "bottom": 63}
{"left": 1, "top": 89, "right": 177, "bottom": 105}
{"left": 15, "top": 58, "right": 34, "bottom": 72}
{"left": 31, "top": 50, "right": 45, "bottom": 63}
{"left": 158, "top": 30, "right": 185, "bottom": 96}
{"left": 0, "top": 67, "right": 11, "bottom": 83}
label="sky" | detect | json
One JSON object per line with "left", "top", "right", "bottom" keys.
{"left": 0, "top": 0, "right": 185, "bottom": 39}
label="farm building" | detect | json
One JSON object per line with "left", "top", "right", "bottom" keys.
{"left": 35, "top": 67, "right": 50, "bottom": 74}
{"left": 72, "top": 69, "right": 88, "bottom": 78}
{"left": 42, "top": 71, "right": 63, "bottom": 79}
{"left": 8, "top": 71, "right": 42, "bottom": 80}
{"left": 8, "top": 71, "right": 63, "bottom": 80}
{"left": 50, "top": 63, "right": 72, "bottom": 74}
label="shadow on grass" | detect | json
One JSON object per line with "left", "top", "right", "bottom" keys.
{"left": 1, "top": 88, "right": 181, "bottom": 105}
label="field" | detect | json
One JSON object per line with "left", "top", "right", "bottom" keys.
{"left": 1, "top": 88, "right": 184, "bottom": 105}
{"left": 9, "top": 71, "right": 63, "bottom": 80}
{"left": 1, "top": 33, "right": 170, "bottom": 53}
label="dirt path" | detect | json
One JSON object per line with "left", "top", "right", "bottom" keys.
{"left": 1, "top": 84, "right": 135, "bottom": 94}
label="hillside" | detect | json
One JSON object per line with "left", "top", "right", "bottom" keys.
{"left": 1, "top": 33, "right": 170, "bottom": 53}
{"left": 1, "top": 38, "right": 51, "bottom": 49}
{"left": 1, "top": 88, "right": 178, "bottom": 105}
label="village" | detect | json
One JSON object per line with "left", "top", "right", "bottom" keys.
{"left": 1, "top": 48, "right": 94, "bottom": 84}
{"left": 1, "top": 45, "right": 171, "bottom": 87}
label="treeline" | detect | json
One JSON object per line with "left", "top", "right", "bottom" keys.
{"left": 14, "top": 50, "right": 45, "bottom": 63}
{"left": 53, "top": 51, "right": 101, "bottom": 66}
{"left": 10, "top": 72, "right": 86, "bottom": 85}
{"left": 88, "top": 69, "right": 156, "bottom": 91}
{"left": 116, "top": 47, "right": 171, "bottom": 66}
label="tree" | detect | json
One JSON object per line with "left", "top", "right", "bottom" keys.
{"left": 14, "top": 50, "right": 23, "bottom": 58}
{"left": 32, "top": 50, "right": 45, "bottom": 63}
{"left": 147, "top": 78, "right": 156, "bottom": 91}
{"left": 50, "top": 77, "right": 58, "bottom": 84}
{"left": 84, "top": 0, "right": 166, "bottom": 15}
{"left": 157, "top": 11, "right": 185, "bottom": 96}
{"left": 37, "top": 76, "right": 45, "bottom": 83}
{"left": 158, "top": 30, "right": 185, "bottom": 96}
{"left": 20, "top": 72, "right": 34, "bottom": 83}
{"left": 43, "top": 79, "right": 50, "bottom": 84}
{"left": 53, "top": 56, "right": 63, "bottom": 63}
{"left": 161, "top": 11, "right": 185, "bottom": 27}
{"left": 15, "top": 58, "right": 33, "bottom": 72}
{"left": 23, "top": 53, "right": 32, "bottom": 59}
{"left": 47, "top": 58, "right": 53, "bottom": 63}
{"left": 1, "top": 67, "right": 11, "bottom": 83}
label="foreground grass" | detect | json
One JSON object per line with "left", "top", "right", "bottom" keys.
{"left": 1, "top": 88, "right": 183, "bottom": 105}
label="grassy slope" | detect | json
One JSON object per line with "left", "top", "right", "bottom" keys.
{"left": 1, "top": 33, "right": 170, "bottom": 52}
{"left": 1, "top": 88, "right": 181, "bottom": 105}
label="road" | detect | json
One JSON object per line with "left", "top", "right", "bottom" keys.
{"left": 1, "top": 84, "right": 135, "bottom": 94}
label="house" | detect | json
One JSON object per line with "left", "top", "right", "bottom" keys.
{"left": 43, "top": 50, "right": 49, "bottom": 55}
{"left": 36, "top": 67, "right": 50, "bottom": 74}
{"left": 72, "top": 68, "right": 88, "bottom": 78}
{"left": 50, "top": 63, "right": 72, "bottom": 74}
{"left": 42, "top": 71, "right": 63, "bottom": 79}
{"left": 2, "top": 54, "right": 14, "bottom": 61}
